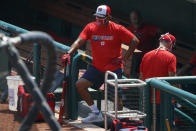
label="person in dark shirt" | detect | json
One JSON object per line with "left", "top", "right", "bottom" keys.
{"left": 127, "top": 10, "right": 162, "bottom": 78}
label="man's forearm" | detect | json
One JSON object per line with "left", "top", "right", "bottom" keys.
{"left": 123, "top": 37, "right": 139, "bottom": 60}
{"left": 68, "top": 42, "right": 79, "bottom": 55}
{"left": 177, "top": 64, "right": 192, "bottom": 76}
{"left": 68, "top": 37, "right": 85, "bottom": 55}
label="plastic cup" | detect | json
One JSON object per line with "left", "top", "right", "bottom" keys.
{"left": 6, "top": 75, "right": 35, "bottom": 111}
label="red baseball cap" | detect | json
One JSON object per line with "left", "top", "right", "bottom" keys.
{"left": 159, "top": 33, "right": 176, "bottom": 45}
{"left": 94, "top": 5, "right": 111, "bottom": 17}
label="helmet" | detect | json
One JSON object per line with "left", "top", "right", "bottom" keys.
{"left": 94, "top": 5, "right": 111, "bottom": 18}
{"left": 159, "top": 33, "right": 176, "bottom": 45}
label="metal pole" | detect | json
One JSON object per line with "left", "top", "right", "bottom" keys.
{"left": 152, "top": 88, "right": 156, "bottom": 131}
{"left": 104, "top": 72, "right": 108, "bottom": 131}
{"left": 165, "top": 119, "right": 171, "bottom": 131}
{"left": 33, "top": 43, "right": 41, "bottom": 86}
{"left": 142, "top": 87, "right": 145, "bottom": 113}
{"left": 143, "top": 83, "right": 152, "bottom": 130}
{"left": 104, "top": 71, "right": 118, "bottom": 130}
{"left": 115, "top": 76, "right": 118, "bottom": 119}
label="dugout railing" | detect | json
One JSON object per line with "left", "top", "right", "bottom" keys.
{"left": 1, "top": 20, "right": 196, "bottom": 131}
{"left": 145, "top": 76, "right": 196, "bottom": 131}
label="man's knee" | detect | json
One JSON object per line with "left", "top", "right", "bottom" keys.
{"left": 76, "top": 78, "right": 92, "bottom": 91}
{"left": 76, "top": 80, "right": 83, "bottom": 90}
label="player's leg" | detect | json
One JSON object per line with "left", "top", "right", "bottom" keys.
{"left": 76, "top": 78, "right": 93, "bottom": 105}
{"left": 76, "top": 65, "right": 104, "bottom": 123}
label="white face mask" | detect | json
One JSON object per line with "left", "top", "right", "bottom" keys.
{"left": 96, "top": 17, "right": 107, "bottom": 25}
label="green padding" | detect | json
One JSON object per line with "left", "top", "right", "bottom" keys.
{"left": 175, "top": 108, "right": 196, "bottom": 125}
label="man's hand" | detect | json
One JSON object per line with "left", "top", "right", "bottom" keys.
{"left": 61, "top": 54, "right": 71, "bottom": 67}
{"left": 111, "top": 56, "right": 125, "bottom": 66}
{"left": 123, "top": 36, "right": 139, "bottom": 61}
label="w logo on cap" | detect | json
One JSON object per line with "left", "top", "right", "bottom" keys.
{"left": 98, "top": 8, "right": 102, "bottom": 12}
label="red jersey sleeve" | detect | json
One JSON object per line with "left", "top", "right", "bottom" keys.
{"left": 79, "top": 24, "right": 91, "bottom": 41}
{"left": 190, "top": 52, "right": 196, "bottom": 66}
{"left": 118, "top": 25, "right": 135, "bottom": 45}
{"left": 168, "top": 55, "right": 176, "bottom": 73}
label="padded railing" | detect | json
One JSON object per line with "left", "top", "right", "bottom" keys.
{"left": 145, "top": 76, "right": 196, "bottom": 131}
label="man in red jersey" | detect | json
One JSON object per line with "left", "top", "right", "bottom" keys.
{"left": 139, "top": 33, "right": 176, "bottom": 130}
{"left": 127, "top": 10, "right": 162, "bottom": 78}
{"left": 62, "top": 5, "right": 139, "bottom": 123}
